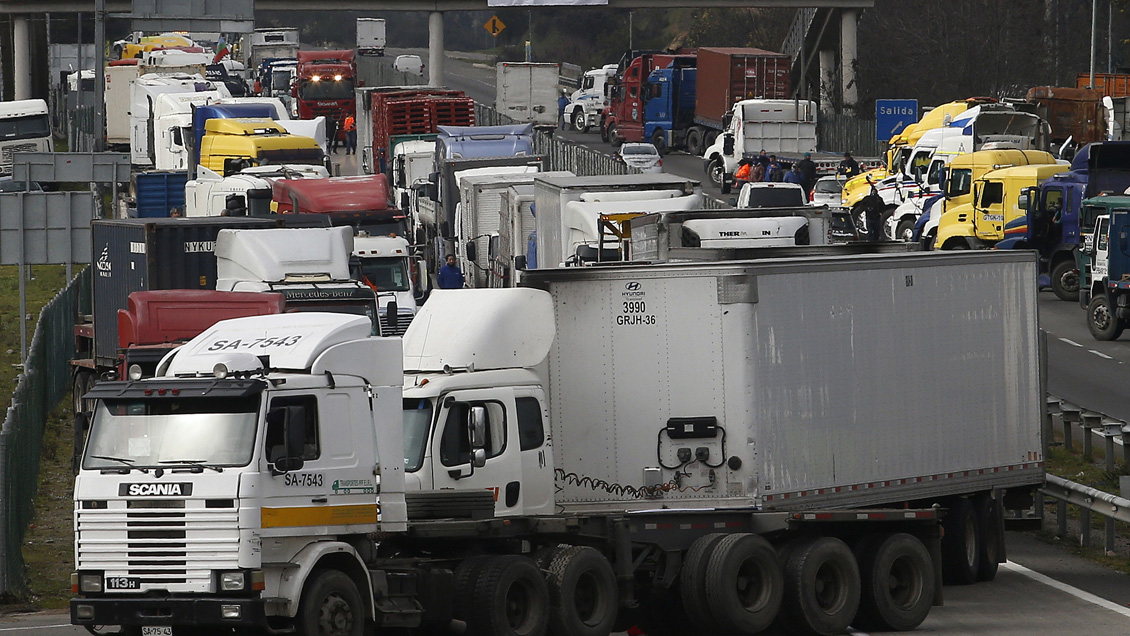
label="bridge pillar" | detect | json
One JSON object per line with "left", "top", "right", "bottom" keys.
{"left": 428, "top": 11, "right": 444, "bottom": 88}
{"left": 840, "top": 8, "right": 858, "bottom": 114}
{"left": 13, "top": 14, "right": 32, "bottom": 100}
{"left": 819, "top": 49, "right": 836, "bottom": 115}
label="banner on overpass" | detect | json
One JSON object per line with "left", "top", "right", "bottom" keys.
{"left": 489, "top": 0, "right": 608, "bottom": 5}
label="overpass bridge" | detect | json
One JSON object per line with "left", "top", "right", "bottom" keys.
{"left": 4, "top": 0, "right": 872, "bottom": 146}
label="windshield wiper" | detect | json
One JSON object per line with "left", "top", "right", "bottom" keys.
{"left": 159, "top": 459, "right": 224, "bottom": 473}
{"left": 90, "top": 455, "right": 149, "bottom": 473}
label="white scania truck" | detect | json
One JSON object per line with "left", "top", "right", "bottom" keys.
{"left": 71, "top": 251, "right": 1044, "bottom": 636}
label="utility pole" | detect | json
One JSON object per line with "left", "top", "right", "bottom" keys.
{"left": 1089, "top": 0, "right": 1097, "bottom": 88}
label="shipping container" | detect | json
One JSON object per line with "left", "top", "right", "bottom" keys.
{"left": 133, "top": 171, "right": 188, "bottom": 218}
{"left": 695, "top": 47, "right": 791, "bottom": 129}
{"left": 90, "top": 217, "right": 278, "bottom": 362}
{"left": 1077, "top": 72, "right": 1130, "bottom": 98}
{"left": 1026, "top": 85, "right": 1106, "bottom": 147}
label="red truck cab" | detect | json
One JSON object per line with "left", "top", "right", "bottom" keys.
{"left": 602, "top": 53, "right": 696, "bottom": 145}
{"left": 271, "top": 174, "right": 408, "bottom": 236}
{"left": 295, "top": 49, "right": 357, "bottom": 129}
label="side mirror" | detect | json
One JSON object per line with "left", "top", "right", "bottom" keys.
{"left": 721, "top": 111, "right": 734, "bottom": 129}
{"left": 469, "top": 406, "right": 487, "bottom": 449}
{"left": 472, "top": 448, "right": 487, "bottom": 469}
{"left": 722, "top": 133, "right": 735, "bottom": 155}
{"left": 1017, "top": 194, "right": 1029, "bottom": 212}
{"left": 466, "top": 240, "right": 478, "bottom": 263}
{"left": 514, "top": 254, "right": 527, "bottom": 270}
{"left": 1120, "top": 228, "right": 1129, "bottom": 254}
{"left": 387, "top": 298, "right": 399, "bottom": 331}
{"left": 427, "top": 173, "right": 440, "bottom": 202}
{"left": 415, "top": 258, "right": 428, "bottom": 296}
{"left": 269, "top": 405, "right": 307, "bottom": 474}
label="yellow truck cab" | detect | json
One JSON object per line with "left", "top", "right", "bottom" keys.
{"left": 936, "top": 162, "right": 1067, "bottom": 250}
{"left": 198, "top": 118, "right": 325, "bottom": 177}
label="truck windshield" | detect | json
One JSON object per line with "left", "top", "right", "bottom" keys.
{"left": 358, "top": 257, "right": 410, "bottom": 292}
{"left": 285, "top": 302, "right": 379, "bottom": 335}
{"left": 83, "top": 396, "right": 260, "bottom": 470}
{"left": 947, "top": 168, "right": 973, "bottom": 198}
{"left": 300, "top": 79, "right": 355, "bottom": 101}
{"left": 403, "top": 398, "right": 434, "bottom": 472}
{"left": 0, "top": 114, "right": 49, "bottom": 140}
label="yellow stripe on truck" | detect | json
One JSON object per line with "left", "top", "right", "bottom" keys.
{"left": 261, "top": 504, "right": 377, "bottom": 528}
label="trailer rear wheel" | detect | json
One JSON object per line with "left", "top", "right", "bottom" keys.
{"left": 974, "top": 493, "right": 1002, "bottom": 582}
{"left": 780, "top": 537, "right": 860, "bottom": 636}
{"left": 941, "top": 497, "right": 982, "bottom": 585}
{"left": 679, "top": 533, "right": 728, "bottom": 631}
{"left": 298, "top": 570, "right": 365, "bottom": 636}
{"left": 545, "top": 546, "right": 617, "bottom": 636}
{"left": 852, "top": 533, "right": 934, "bottom": 632}
{"left": 686, "top": 129, "right": 703, "bottom": 156}
{"left": 1050, "top": 259, "right": 1080, "bottom": 302}
{"left": 1087, "top": 295, "right": 1124, "bottom": 341}
{"left": 703, "top": 533, "right": 783, "bottom": 634}
{"left": 470, "top": 556, "right": 550, "bottom": 636}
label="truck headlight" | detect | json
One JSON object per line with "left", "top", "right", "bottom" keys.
{"left": 78, "top": 573, "right": 103, "bottom": 593}
{"left": 219, "top": 571, "right": 246, "bottom": 591}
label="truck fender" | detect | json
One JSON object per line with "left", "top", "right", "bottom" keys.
{"left": 270, "top": 541, "right": 375, "bottom": 621}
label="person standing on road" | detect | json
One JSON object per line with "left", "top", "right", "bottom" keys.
{"left": 558, "top": 89, "right": 569, "bottom": 130}
{"left": 437, "top": 254, "right": 465, "bottom": 289}
{"left": 796, "top": 152, "right": 818, "bottom": 195}
{"left": 343, "top": 114, "right": 357, "bottom": 155}
{"left": 327, "top": 117, "right": 340, "bottom": 154}
{"left": 838, "top": 152, "right": 861, "bottom": 179}
{"left": 784, "top": 164, "right": 806, "bottom": 187}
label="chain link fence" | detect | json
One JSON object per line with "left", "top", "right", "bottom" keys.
{"left": 0, "top": 267, "right": 89, "bottom": 596}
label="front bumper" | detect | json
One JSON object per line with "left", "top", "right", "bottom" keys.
{"left": 71, "top": 596, "right": 267, "bottom": 628}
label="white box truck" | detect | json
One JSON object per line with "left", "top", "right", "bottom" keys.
{"left": 494, "top": 183, "right": 537, "bottom": 285}
{"left": 71, "top": 250, "right": 1043, "bottom": 636}
{"left": 356, "top": 18, "right": 387, "bottom": 56}
{"left": 104, "top": 64, "right": 141, "bottom": 147}
{"left": 496, "top": 61, "right": 561, "bottom": 131}
{"left": 533, "top": 173, "right": 704, "bottom": 267}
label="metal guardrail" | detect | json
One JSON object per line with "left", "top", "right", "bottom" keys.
{"left": 0, "top": 267, "right": 90, "bottom": 596}
{"left": 1042, "top": 395, "right": 1130, "bottom": 554}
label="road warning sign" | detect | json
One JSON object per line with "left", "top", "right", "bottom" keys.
{"left": 484, "top": 15, "right": 506, "bottom": 37}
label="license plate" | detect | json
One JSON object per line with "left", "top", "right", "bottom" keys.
{"left": 105, "top": 577, "right": 139, "bottom": 590}
{"left": 142, "top": 627, "right": 172, "bottom": 636}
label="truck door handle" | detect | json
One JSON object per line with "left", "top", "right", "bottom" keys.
{"left": 311, "top": 497, "right": 328, "bottom": 503}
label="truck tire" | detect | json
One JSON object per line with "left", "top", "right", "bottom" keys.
{"left": 704, "top": 130, "right": 719, "bottom": 151}
{"left": 608, "top": 124, "right": 621, "bottom": 148}
{"left": 469, "top": 556, "right": 550, "bottom": 636}
{"left": 298, "top": 570, "right": 365, "bottom": 636}
{"left": 703, "top": 533, "right": 783, "bottom": 634}
{"left": 686, "top": 129, "right": 703, "bottom": 156}
{"left": 651, "top": 130, "right": 667, "bottom": 156}
{"left": 600, "top": 123, "right": 610, "bottom": 143}
{"left": 779, "top": 537, "right": 860, "bottom": 636}
{"left": 974, "top": 493, "right": 1001, "bottom": 582}
{"left": 678, "top": 533, "right": 728, "bottom": 631}
{"left": 73, "top": 369, "right": 95, "bottom": 415}
{"left": 941, "top": 497, "right": 982, "bottom": 585}
{"left": 572, "top": 111, "right": 589, "bottom": 134}
{"left": 705, "top": 158, "right": 723, "bottom": 188}
{"left": 852, "top": 533, "right": 934, "bottom": 632}
{"left": 1087, "top": 295, "right": 1124, "bottom": 341}
{"left": 896, "top": 218, "right": 916, "bottom": 243}
{"left": 545, "top": 546, "right": 617, "bottom": 636}
{"left": 1051, "top": 259, "right": 1080, "bottom": 302}
{"left": 453, "top": 555, "right": 493, "bottom": 622}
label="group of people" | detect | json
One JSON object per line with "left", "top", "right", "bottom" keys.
{"left": 732, "top": 150, "right": 819, "bottom": 195}
{"left": 732, "top": 150, "right": 863, "bottom": 197}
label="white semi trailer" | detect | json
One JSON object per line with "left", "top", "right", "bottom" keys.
{"left": 71, "top": 250, "right": 1043, "bottom": 636}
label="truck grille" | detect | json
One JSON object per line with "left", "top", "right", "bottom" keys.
{"left": 76, "top": 499, "right": 240, "bottom": 591}
{"left": 380, "top": 312, "right": 413, "bottom": 337}
{"left": 1, "top": 142, "right": 39, "bottom": 171}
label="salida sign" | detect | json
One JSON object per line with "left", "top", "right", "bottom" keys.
{"left": 875, "top": 99, "right": 919, "bottom": 141}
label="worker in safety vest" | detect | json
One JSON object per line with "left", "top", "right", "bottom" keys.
{"left": 344, "top": 114, "right": 357, "bottom": 155}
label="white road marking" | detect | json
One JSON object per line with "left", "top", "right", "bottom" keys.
{"left": 1002, "top": 561, "right": 1130, "bottom": 617}
{"left": 1060, "top": 338, "right": 1083, "bottom": 347}
{"left": 0, "top": 625, "right": 72, "bottom": 632}
{"left": 1089, "top": 350, "right": 1114, "bottom": 360}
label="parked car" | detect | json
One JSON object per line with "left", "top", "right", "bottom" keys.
{"left": 0, "top": 177, "right": 42, "bottom": 192}
{"left": 810, "top": 175, "right": 844, "bottom": 208}
{"left": 616, "top": 142, "right": 663, "bottom": 174}
{"left": 393, "top": 55, "right": 424, "bottom": 76}
{"left": 736, "top": 181, "right": 806, "bottom": 208}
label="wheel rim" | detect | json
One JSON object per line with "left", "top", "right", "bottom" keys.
{"left": 885, "top": 554, "right": 923, "bottom": 610}
{"left": 899, "top": 223, "right": 914, "bottom": 242}
{"left": 505, "top": 579, "right": 536, "bottom": 632}
{"left": 1059, "top": 269, "right": 1079, "bottom": 293}
{"left": 962, "top": 516, "right": 977, "bottom": 567}
{"left": 318, "top": 592, "right": 355, "bottom": 636}
{"left": 812, "top": 561, "right": 847, "bottom": 614}
{"left": 710, "top": 163, "right": 725, "bottom": 187}
{"left": 1093, "top": 301, "right": 1113, "bottom": 331}
{"left": 574, "top": 570, "right": 609, "bottom": 626}
{"left": 573, "top": 113, "right": 585, "bottom": 132}
{"left": 734, "top": 556, "right": 773, "bottom": 611}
